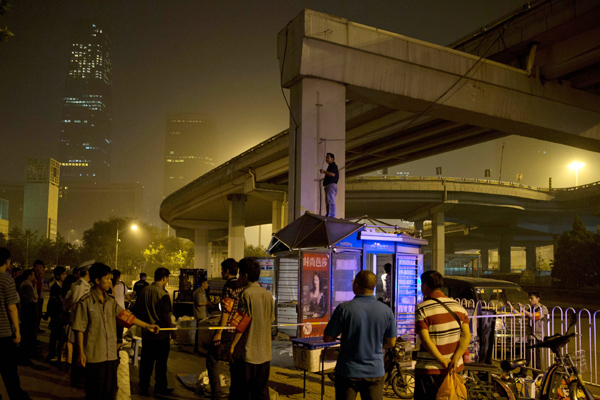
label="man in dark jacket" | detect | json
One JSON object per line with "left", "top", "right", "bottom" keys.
{"left": 135, "top": 267, "right": 174, "bottom": 396}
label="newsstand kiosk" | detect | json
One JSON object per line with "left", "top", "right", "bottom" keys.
{"left": 267, "top": 212, "right": 427, "bottom": 385}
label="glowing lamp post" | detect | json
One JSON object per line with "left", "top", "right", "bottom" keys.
{"left": 568, "top": 162, "right": 585, "bottom": 186}
{"left": 116, "top": 224, "right": 138, "bottom": 268}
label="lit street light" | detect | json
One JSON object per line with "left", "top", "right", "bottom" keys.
{"left": 116, "top": 224, "right": 138, "bottom": 268}
{"left": 569, "top": 162, "right": 585, "bottom": 186}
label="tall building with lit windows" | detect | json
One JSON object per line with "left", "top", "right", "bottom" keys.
{"left": 164, "top": 114, "right": 216, "bottom": 197}
{"left": 58, "top": 20, "right": 112, "bottom": 182}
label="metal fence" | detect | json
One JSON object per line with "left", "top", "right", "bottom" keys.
{"left": 455, "top": 299, "right": 599, "bottom": 387}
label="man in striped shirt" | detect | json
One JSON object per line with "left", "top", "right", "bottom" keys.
{"left": 415, "top": 271, "right": 471, "bottom": 399}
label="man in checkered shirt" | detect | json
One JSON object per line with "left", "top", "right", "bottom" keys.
{"left": 206, "top": 258, "right": 248, "bottom": 400}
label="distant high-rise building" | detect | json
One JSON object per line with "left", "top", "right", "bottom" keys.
{"left": 58, "top": 20, "right": 112, "bottom": 182}
{"left": 164, "top": 114, "right": 216, "bottom": 197}
{"left": 23, "top": 158, "right": 60, "bottom": 240}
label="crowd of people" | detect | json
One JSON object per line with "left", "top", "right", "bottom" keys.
{"left": 1, "top": 242, "right": 509, "bottom": 400}
{"left": 0, "top": 248, "right": 277, "bottom": 400}
{"left": 0, "top": 247, "right": 165, "bottom": 400}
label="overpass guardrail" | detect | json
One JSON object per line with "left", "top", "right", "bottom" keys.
{"left": 350, "top": 175, "right": 600, "bottom": 193}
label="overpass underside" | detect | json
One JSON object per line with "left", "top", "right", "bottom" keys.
{"left": 161, "top": 1, "right": 600, "bottom": 275}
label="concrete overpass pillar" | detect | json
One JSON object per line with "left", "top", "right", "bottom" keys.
{"left": 227, "top": 194, "right": 247, "bottom": 261}
{"left": 526, "top": 244, "right": 537, "bottom": 272}
{"left": 480, "top": 248, "right": 489, "bottom": 271}
{"left": 194, "top": 229, "right": 211, "bottom": 271}
{"left": 288, "top": 78, "right": 345, "bottom": 221}
{"left": 499, "top": 240, "right": 511, "bottom": 273}
{"left": 211, "top": 246, "right": 227, "bottom": 278}
{"left": 272, "top": 199, "right": 284, "bottom": 233}
{"left": 431, "top": 212, "right": 445, "bottom": 273}
{"left": 414, "top": 220, "right": 424, "bottom": 237}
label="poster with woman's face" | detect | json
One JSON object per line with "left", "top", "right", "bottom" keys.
{"left": 301, "top": 252, "right": 329, "bottom": 337}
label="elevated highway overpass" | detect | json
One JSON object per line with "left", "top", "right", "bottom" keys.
{"left": 161, "top": 0, "right": 600, "bottom": 275}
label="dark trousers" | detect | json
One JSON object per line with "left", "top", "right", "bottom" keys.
{"left": 0, "top": 336, "right": 29, "bottom": 399}
{"left": 206, "top": 340, "right": 230, "bottom": 399}
{"left": 47, "top": 319, "right": 62, "bottom": 359}
{"left": 235, "top": 359, "right": 270, "bottom": 400}
{"left": 85, "top": 360, "right": 118, "bottom": 400}
{"left": 334, "top": 375, "right": 384, "bottom": 400}
{"left": 36, "top": 296, "right": 44, "bottom": 331}
{"left": 20, "top": 303, "right": 38, "bottom": 359}
{"left": 139, "top": 338, "right": 170, "bottom": 390}
{"left": 71, "top": 341, "right": 85, "bottom": 386}
{"left": 415, "top": 373, "right": 447, "bottom": 400}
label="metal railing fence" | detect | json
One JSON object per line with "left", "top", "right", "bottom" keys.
{"left": 454, "top": 299, "right": 599, "bottom": 386}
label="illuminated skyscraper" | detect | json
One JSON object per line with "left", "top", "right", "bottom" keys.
{"left": 58, "top": 20, "right": 112, "bottom": 182}
{"left": 164, "top": 114, "right": 216, "bottom": 197}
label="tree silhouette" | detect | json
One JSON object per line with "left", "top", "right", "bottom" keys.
{"left": 552, "top": 215, "right": 599, "bottom": 288}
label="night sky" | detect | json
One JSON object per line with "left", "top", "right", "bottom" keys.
{"left": 2, "top": 0, "right": 597, "bottom": 226}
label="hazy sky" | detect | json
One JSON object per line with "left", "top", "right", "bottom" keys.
{"left": 2, "top": 0, "right": 597, "bottom": 226}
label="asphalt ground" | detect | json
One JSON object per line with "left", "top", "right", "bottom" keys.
{"left": 1, "top": 320, "right": 402, "bottom": 400}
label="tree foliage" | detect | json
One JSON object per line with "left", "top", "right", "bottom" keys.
{"left": 552, "top": 216, "right": 600, "bottom": 288}
{"left": 143, "top": 236, "right": 194, "bottom": 278}
{"left": 245, "top": 244, "right": 267, "bottom": 257}
{"left": 0, "top": 0, "right": 14, "bottom": 43}
{"left": 2, "top": 227, "right": 82, "bottom": 268}
{"left": 1, "top": 217, "right": 195, "bottom": 276}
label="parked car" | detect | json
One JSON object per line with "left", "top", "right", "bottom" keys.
{"left": 441, "top": 276, "right": 530, "bottom": 356}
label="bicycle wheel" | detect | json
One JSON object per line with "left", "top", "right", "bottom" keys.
{"left": 569, "top": 381, "right": 595, "bottom": 400}
{"left": 491, "top": 376, "right": 517, "bottom": 400}
{"left": 392, "top": 369, "right": 415, "bottom": 399}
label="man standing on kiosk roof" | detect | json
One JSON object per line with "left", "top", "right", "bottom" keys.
{"left": 320, "top": 152, "right": 339, "bottom": 218}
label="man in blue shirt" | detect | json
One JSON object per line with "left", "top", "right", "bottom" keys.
{"left": 320, "top": 152, "right": 339, "bottom": 218}
{"left": 324, "top": 270, "right": 397, "bottom": 400}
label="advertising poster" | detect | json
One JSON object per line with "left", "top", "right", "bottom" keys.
{"left": 301, "top": 252, "right": 330, "bottom": 337}
{"left": 257, "top": 258, "right": 275, "bottom": 293}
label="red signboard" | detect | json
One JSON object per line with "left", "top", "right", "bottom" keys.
{"left": 301, "top": 252, "right": 330, "bottom": 337}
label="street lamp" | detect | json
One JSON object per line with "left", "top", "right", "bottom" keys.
{"left": 569, "top": 162, "right": 585, "bottom": 186}
{"left": 115, "top": 224, "right": 138, "bottom": 268}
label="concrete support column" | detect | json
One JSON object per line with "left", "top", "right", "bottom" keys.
{"left": 499, "top": 240, "right": 512, "bottom": 273}
{"left": 227, "top": 194, "right": 247, "bottom": 261}
{"left": 414, "top": 220, "right": 424, "bottom": 238}
{"left": 210, "top": 246, "right": 226, "bottom": 278}
{"left": 272, "top": 199, "right": 284, "bottom": 233}
{"left": 288, "top": 78, "right": 346, "bottom": 221}
{"left": 480, "top": 248, "right": 489, "bottom": 271}
{"left": 194, "top": 229, "right": 211, "bottom": 271}
{"left": 207, "top": 243, "right": 214, "bottom": 276}
{"left": 431, "top": 212, "right": 445, "bottom": 273}
{"left": 525, "top": 244, "right": 537, "bottom": 272}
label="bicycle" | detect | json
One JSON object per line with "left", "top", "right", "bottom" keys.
{"left": 329, "top": 338, "right": 416, "bottom": 399}
{"left": 383, "top": 339, "right": 415, "bottom": 399}
{"left": 463, "top": 319, "right": 595, "bottom": 400}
